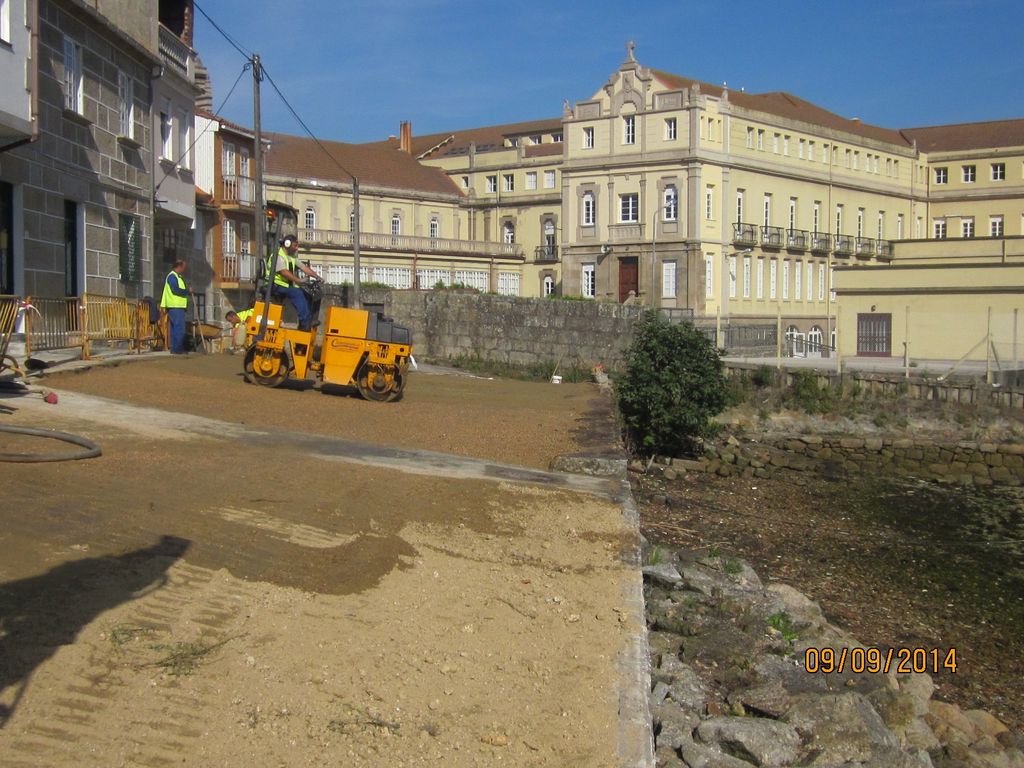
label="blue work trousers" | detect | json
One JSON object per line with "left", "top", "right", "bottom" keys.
{"left": 166, "top": 307, "right": 186, "bottom": 353}
{"left": 276, "top": 285, "right": 312, "bottom": 329}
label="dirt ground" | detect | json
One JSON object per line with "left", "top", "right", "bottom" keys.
{"left": 0, "top": 355, "right": 639, "bottom": 767}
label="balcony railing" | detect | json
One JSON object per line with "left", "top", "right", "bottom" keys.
{"left": 733, "top": 222, "right": 758, "bottom": 246}
{"left": 608, "top": 223, "right": 642, "bottom": 242}
{"left": 834, "top": 235, "right": 854, "bottom": 256}
{"left": 220, "top": 251, "right": 258, "bottom": 283}
{"left": 876, "top": 240, "right": 893, "bottom": 260}
{"left": 855, "top": 237, "right": 877, "bottom": 258}
{"left": 534, "top": 245, "right": 559, "bottom": 263}
{"left": 159, "top": 25, "right": 192, "bottom": 80}
{"left": 300, "top": 228, "right": 524, "bottom": 259}
{"left": 222, "top": 175, "right": 255, "bottom": 206}
{"left": 786, "top": 228, "right": 809, "bottom": 250}
{"left": 761, "top": 225, "right": 784, "bottom": 248}
{"left": 810, "top": 232, "right": 832, "bottom": 253}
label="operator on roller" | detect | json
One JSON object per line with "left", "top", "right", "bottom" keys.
{"left": 267, "top": 235, "right": 321, "bottom": 331}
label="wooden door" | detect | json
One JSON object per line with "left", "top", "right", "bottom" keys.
{"left": 618, "top": 257, "right": 638, "bottom": 303}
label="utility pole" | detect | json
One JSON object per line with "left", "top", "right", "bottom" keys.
{"left": 252, "top": 54, "right": 267, "bottom": 302}
{"left": 352, "top": 178, "right": 361, "bottom": 308}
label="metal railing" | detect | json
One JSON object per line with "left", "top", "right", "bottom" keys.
{"left": 23, "top": 296, "right": 85, "bottom": 357}
{"left": 733, "top": 222, "right": 758, "bottom": 246}
{"left": 761, "top": 225, "right": 784, "bottom": 248}
{"left": 300, "top": 228, "right": 523, "bottom": 259}
{"left": 221, "top": 251, "right": 258, "bottom": 282}
{"left": 834, "top": 235, "right": 854, "bottom": 255}
{"left": 534, "top": 245, "right": 559, "bottom": 262}
{"left": 698, "top": 322, "right": 778, "bottom": 352}
{"left": 855, "top": 237, "right": 877, "bottom": 257}
{"left": 810, "top": 232, "right": 832, "bottom": 253}
{"left": 0, "top": 295, "right": 23, "bottom": 375}
{"left": 222, "top": 175, "right": 255, "bottom": 206}
{"left": 876, "top": 240, "right": 893, "bottom": 259}
{"left": 786, "top": 228, "right": 809, "bottom": 250}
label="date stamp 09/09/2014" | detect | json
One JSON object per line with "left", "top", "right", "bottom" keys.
{"left": 804, "top": 646, "right": 958, "bottom": 675}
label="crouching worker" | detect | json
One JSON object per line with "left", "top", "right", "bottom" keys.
{"left": 226, "top": 307, "right": 254, "bottom": 350}
{"left": 267, "top": 235, "right": 321, "bottom": 331}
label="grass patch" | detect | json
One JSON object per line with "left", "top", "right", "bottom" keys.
{"left": 446, "top": 354, "right": 593, "bottom": 383}
{"left": 149, "top": 636, "right": 236, "bottom": 676}
{"left": 767, "top": 611, "right": 798, "bottom": 644}
{"left": 107, "top": 623, "right": 153, "bottom": 650}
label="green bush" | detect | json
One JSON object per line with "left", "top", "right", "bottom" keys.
{"left": 616, "top": 311, "right": 728, "bottom": 457}
{"left": 785, "top": 369, "right": 836, "bottom": 414}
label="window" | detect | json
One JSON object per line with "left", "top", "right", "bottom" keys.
{"left": 429, "top": 217, "right": 440, "bottom": 239}
{"left": 853, "top": 151, "right": 859, "bottom": 170}
{"left": 160, "top": 98, "right": 173, "bottom": 160}
{"left": 551, "top": 132, "right": 563, "bottom": 143}
{"left": 349, "top": 211, "right": 355, "bottom": 231}
{"left": 705, "top": 186, "right": 714, "bottom": 220}
{"left": 543, "top": 170, "right": 556, "bottom": 189}
{"left": 933, "top": 219, "right": 947, "bottom": 239}
{"left": 530, "top": 134, "right": 542, "bottom": 145}
{"left": 391, "top": 214, "right": 401, "bottom": 236}
{"left": 835, "top": 204, "right": 843, "bottom": 235}
{"left": 857, "top": 208, "right": 864, "bottom": 238}
{"left": 808, "top": 140, "right": 815, "bottom": 160}
{"left": 304, "top": 207, "right": 316, "bottom": 230}
{"left": 935, "top": 167, "right": 948, "bottom": 184}
{"left": 583, "top": 127, "right": 594, "bottom": 149}
{"left": 582, "top": 192, "right": 595, "bottom": 226}
{"left": 736, "top": 190, "right": 744, "bottom": 223}
{"left": 704, "top": 255, "right": 714, "bottom": 298}
{"left": 728, "top": 255, "right": 737, "bottom": 298}
{"left": 63, "top": 37, "right": 83, "bottom": 115}
{"left": 582, "top": 263, "right": 596, "bottom": 298}
{"left": 665, "top": 118, "right": 677, "bottom": 141}
{"left": 782, "top": 260, "right": 790, "bottom": 300}
{"left": 897, "top": 214, "right": 904, "bottom": 239}
{"left": 623, "top": 115, "right": 635, "bottom": 145}
{"left": 818, "top": 263, "right": 825, "bottom": 300}
{"left": 877, "top": 211, "right": 885, "bottom": 240}
{"left": 525, "top": 172, "right": 537, "bottom": 190}
{"left": 990, "top": 215, "right": 1004, "bottom": 237}
{"left": 543, "top": 275, "right": 555, "bottom": 296}
{"left": 763, "top": 194, "right": 772, "bottom": 227}
{"left": 756, "top": 258, "right": 764, "bottom": 299}
{"left": 503, "top": 174, "right": 514, "bottom": 192}
{"left": 806, "top": 262, "right": 814, "bottom": 301}
{"left": 962, "top": 165, "right": 976, "bottom": 183}
{"left": 118, "top": 71, "right": 134, "bottom": 139}
{"left": 0, "top": 0, "right": 9, "bottom": 43}
{"left": 756, "top": 129, "right": 764, "bottom": 150}
{"left": 783, "top": 135, "right": 790, "bottom": 156}
{"left": 813, "top": 202, "right": 821, "bottom": 232}
{"left": 886, "top": 158, "right": 893, "bottom": 176}
{"left": 620, "top": 193, "right": 638, "bottom": 223}
{"left": 822, "top": 143, "right": 829, "bottom": 163}
{"left": 486, "top": 175, "right": 497, "bottom": 193}
{"left": 961, "top": 218, "right": 974, "bottom": 238}
{"left": 773, "top": 133, "right": 780, "bottom": 153}
{"left": 992, "top": 163, "right": 1006, "bottom": 181}
{"left": 742, "top": 256, "right": 751, "bottom": 298}
{"left": 461, "top": 175, "right": 469, "bottom": 189}
{"left": 177, "top": 109, "right": 191, "bottom": 170}
{"left": 663, "top": 186, "right": 678, "bottom": 221}
{"left": 502, "top": 222, "right": 515, "bottom": 244}
{"left": 769, "top": 258, "right": 777, "bottom": 300}
{"left": 662, "top": 260, "right": 676, "bottom": 298}
{"left": 746, "top": 127, "right": 754, "bottom": 148}
{"left": 788, "top": 198, "right": 797, "bottom": 230}
{"left": 793, "top": 261, "right": 801, "bottom": 301}
{"left": 798, "top": 138, "right": 805, "bottom": 159}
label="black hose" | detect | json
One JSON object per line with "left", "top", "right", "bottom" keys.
{"left": 0, "top": 425, "right": 102, "bottom": 462}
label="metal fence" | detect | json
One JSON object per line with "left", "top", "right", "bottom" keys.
{"left": 696, "top": 322, "right": 778, "bottom": 353}
{"left": 19, "top": 293, "right": 163, "bottom": 359}
{"left": 23, "top": 296, "right": 85, "bottom": 357}
{"left": 0, "top": 295, "right": 23, "bottom": 376}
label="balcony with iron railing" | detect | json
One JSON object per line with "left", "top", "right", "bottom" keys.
{"left": 876, "top": 239, "right": 893, "bottom": 260}
{"left": 300, "top": 228, "right": 524, "bottom": 259}
{"left": 855, "top": 237, "right": 877, "bottom": 258}
{"left": 159, "top": 24, "right": 193, "bottom": 80}
{"left": 219, "top": 251, "right": 258, "bottom": 283}
{"left": 534, "top": 245, "right": 559, "bottom": 263}
{"left": 810, "top": 232, "right": 832, "bottom": 253}
{"left": 222, "top": 175, "right": 256, "bottom": 207}
{"left": 733, "top": 222, "right": 758, "bottom": 247}
{"left": 834, "top": 235, "right": 854, "bottom": 256}
{"left": 786, "top": 228, "right": 809, "bottom": 251}
{"left": 761, "top": 225, "right": 784, "bottom": 249}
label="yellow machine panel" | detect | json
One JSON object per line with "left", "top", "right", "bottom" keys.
{"left": 326, "top": 306, "right": 369, "bottom": 339}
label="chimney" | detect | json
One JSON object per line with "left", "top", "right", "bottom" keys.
{"left": 399, "top": 121, "right": 412, "bottom": 154}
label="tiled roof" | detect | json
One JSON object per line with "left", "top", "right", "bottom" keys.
{"left": 900, "top": 119, "right": 1024, "bottom": 152}
{"left": 650, "top": 69, "right": 912, "bottom": 147}
{"left": 195, "top": 109, "right": 255, "bottom": 139}
{"left": 525, "top": 143, "right": 564, "bottom": 158}
{"left": 368, "top": 118, "right": 563, "bottom": 159}
{"left": 264, "top": 132, "right": 463, "bottom": 197}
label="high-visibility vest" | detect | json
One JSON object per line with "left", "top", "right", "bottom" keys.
{"left": 236, "top": 308, "right": 253, "bottom": 323}
{"left": 267, "top": 247, "right": 295, "bottom": 288}
{"left": 161, "top": 271, "right": 188, "bottom": 309}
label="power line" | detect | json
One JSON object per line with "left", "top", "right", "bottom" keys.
{"left": 192, "top": 1, "right": 251, "bottom": 61}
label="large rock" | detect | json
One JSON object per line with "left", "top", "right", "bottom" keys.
{"left": 695, "top": 716, "right": 802, "bottom": 767}
{"left": 783, "top": 692, "right": 900, "bottom": 765}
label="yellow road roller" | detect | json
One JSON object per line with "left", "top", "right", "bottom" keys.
{"left": 243, "top": 301, "right": 412, "bottom": 402}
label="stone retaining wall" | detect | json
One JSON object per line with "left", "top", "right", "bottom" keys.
{"left": 663, "top": 435, "right": 1024, "bottom": 487}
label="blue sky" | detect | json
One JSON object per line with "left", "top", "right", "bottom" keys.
{"left": 194, "top": 0, "right": 1024, "bottom": 145}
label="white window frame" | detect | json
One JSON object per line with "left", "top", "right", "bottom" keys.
{"left": 813, "top": 202, "right": 821, "bottom": 233}
{"left": 934, "top": 219, "right": 947, "bottom": 239}
{"left": 742, "top": 256, "right": 751, "bottom": 299}
{"left": 806, "top": 262, "right": 814, "bottom": 301}
{"left": 583, "top": 126, "right": 595, "bottom": 149}
{"left": 756, "top": 129, "right": 764, "bottom": 150}
{"left": 746, "top": 127, "right": 754, "bottom": 148}
{"left": 962, "top": 165, "right": 976, "bottom": 183}
{"left": 543, "top": 170, "right": 556, "bottom": 189}
{"left": 665, "top": 118, "right": 677, "bottom": 141}
{"left": 663, "top": 186, "right": 678, "bottom": 222}
{"left": 990, "top": 215, "right": 1004, "bottom": 237}
{"left": 857, "top": 208, "right": 864, "bottom": 238}
{"left": 793, "top": 261, "right": 801, "bottom": 301}
{"left": 961, "top": 218, "right": 974, "bottom": 238}
{"left": 728, "top": 255, "right": 737, "bottom": 299}
{"left": 756, "top": 258, "right": 764, "bottom": 300}
{"left": 835, "top": 204, "right": 843, "bottom": 235}
{"left": 935, "top": 167, "right": 948, "bottom": 185}
{"left": 63, "top": 37, "right": 83, "bottom": 115}
{"left": 0, "top": 0, "right": 10, "bottom": 43}
{"left": 429, "top": 217, "right": 440, "bottom": 239}
{"left": 486, "top": 175, "right": 497, "bottom": 193}
{"left": 543, "top": 275, "right": 555, "bottom": 297}
{"left": 582, "top": 263, "right": 596, "bottom": 298}
{"left": 502, "top": 221, "right": 515, "bottom": 244}
{"left": 525, "top": 171, "right": 537, "bottom": 190}
{"left": 897, "top": 214, "right": 904, "bottom": 239}
{"left": 620, "top": 193, "right": 638, "bottom": 223}
{"left": 705, "top": 186, "right": 714, "bottom": 221}
{"left": 877, "top": 211, "right": 885, "bottom": 240}
{"left": 782, "top": 260, "right": 790, "bottom": 300}
{"left": 304, "top": 207, "right": 316, "bottom": 231}
{"left": 662, "top": 260, "right": 677, "bottom": 298}
{"left": 705, "top": 255, "right": 714, "bottom": 299}
{"left": 818, "top": 262, "right": 825, "bottom": 301}
{"left": 503, "top": 173, "right": 514, "bottom": 192}
{"left": 763, "top": 195, "right": 772, "bottom": 227}
{"left": 769, "top": 259, "right": 777, "bottom": 300}
{"left": 991, "top": 163, "right": 1006, "bottom": 181}
{"left": 623, "top": 115, "right": 635, "bottom": 145}
{"left": 736, "top": 190, "right": 744, "bottom": 223}
{"left": 788, "top": 198, "right": 797, "bottom": 230}
{"left": 160, "top": 98, "right": 173, "bottom": 161}
{"left": 582, "top": 192, "right": 595, "bottom": 226}
{"left": 177, "top": 109, "right": 191, "bottom": 170}
{"left": 118, "top": 70, "right": 134, "bottom": 139}
{"left": 391, "top": 213, "right": 402, "bottom": 236}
